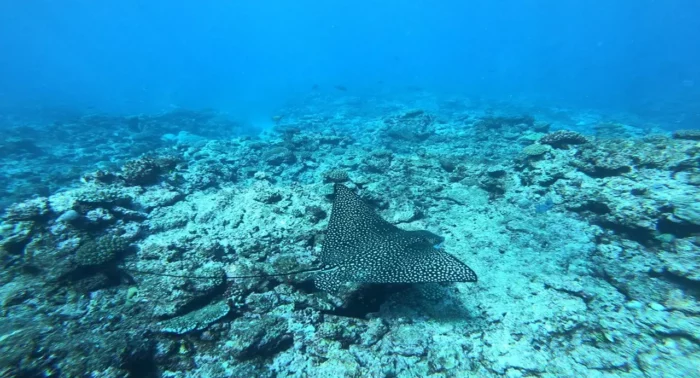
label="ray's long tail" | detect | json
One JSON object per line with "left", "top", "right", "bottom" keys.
{"left": 122, "top": 266, "right": 326, "bottom": 280}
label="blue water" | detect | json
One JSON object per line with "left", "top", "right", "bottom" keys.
{"left": 1, "top": 2, "right": 699, "bottom": 377}
{"left": 1, "top": 1, "right": 698, "bottom": 127}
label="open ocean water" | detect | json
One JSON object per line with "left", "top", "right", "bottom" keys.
{"left": 0, "top": 1, "right": 699, "bottom": 377}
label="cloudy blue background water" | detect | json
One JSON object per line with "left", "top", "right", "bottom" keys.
{"left": 1, "top": 0, "right": 698, "bottom": 127}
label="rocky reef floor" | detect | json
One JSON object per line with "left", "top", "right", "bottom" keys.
{"left": 1, "top": 100, "right": 699, "bottom": 377}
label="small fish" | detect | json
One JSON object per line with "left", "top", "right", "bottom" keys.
{"left": 334, "top": 85, "right": 347, "bottom": 91}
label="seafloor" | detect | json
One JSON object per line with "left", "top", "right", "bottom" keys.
{"left": 1, "top": 97, "right": 699, "bottom": 377}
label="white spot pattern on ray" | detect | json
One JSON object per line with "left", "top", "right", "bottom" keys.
{"left": 315, "top": 184, "right": 478, "bottom": 292}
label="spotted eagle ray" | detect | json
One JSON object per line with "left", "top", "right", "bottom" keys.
{"left": 313, "top": 184, "right": 477, "bottom": 291}
{"left": 125, "top": 184, "right": 477, "bottom": 292}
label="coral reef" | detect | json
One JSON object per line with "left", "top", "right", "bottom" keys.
{"left": 521, "top": 143, "right": 550, "bottom": 158}
{"left": 381, "top": 109, "right": 437, "bottom": 143}
{"left": 75, "top": 235, "right": 129, "bottom": 266}
{"left": 0, "top": 109, "right": 240, "bottom": 211}
{"left": 159, "top": 300, "right": 231, "bottom": 334}
{"left": 0, "top": 103, "right": 698, "bottom": 377}
{"left": 539, "top": 130, "right": 589, "bottom": 148}
{"left": 673, "top": 129, "right": 700, "bottom": 140}
{"left": 121, "top": 155, "right": 179, "bottom": 186}
{"left": 323, "top": 169, "right": 350, "bottom": 183}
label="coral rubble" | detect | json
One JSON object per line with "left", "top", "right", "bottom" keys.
{"left": 0, "top": 104, "right": 698, "bottom": 377}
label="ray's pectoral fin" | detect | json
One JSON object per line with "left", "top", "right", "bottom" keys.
{"left": 367, "top": 243, "right": 478, "bottom": 285}
{"left": 314, "top": 269, "right": 346, "bottom": 293}
{"left": 405, "top": 243, "right": 478, "bottom": 283}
